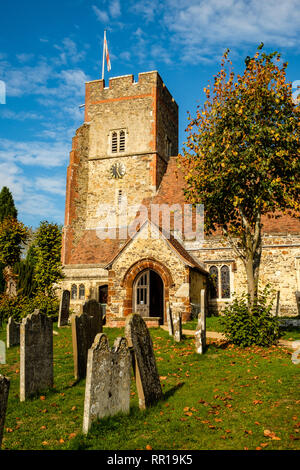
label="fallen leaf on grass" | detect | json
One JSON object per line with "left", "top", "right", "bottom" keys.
{"left": 68, "top": 433, "right": 77, "bottom": 439}
{"left": 40, "top": 396, "right": 46, "bottom": 401}
{"left": 146, "top": 445, "right": 152, "bottom": 450}
{"left": 264, "top": 429, "right": 281, "bottom": 440}
{"left": 253, "top": 400, "right": 263, "bottom": 405}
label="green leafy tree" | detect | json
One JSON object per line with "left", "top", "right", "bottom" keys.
{"left": 180, "top": 45, "right": 300, "bottom": 308}
{"left": 0, "top": 186, "right": 18, "bottom": 293}
{"left": 0, "top": 217, "right": 29, "bottom": 297}
{"left": 34, "top": 221, "right": 63, "bottom": 295}
{"left": 0, "top": 186, "right": 18, "bottom": 222}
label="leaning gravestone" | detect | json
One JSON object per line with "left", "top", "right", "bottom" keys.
{"left": 71, "top": 310, "right": 103, "bottom": 380}
{"left": 0, "top": 375, "right": 10, "bottom": 447}
{"left": 125, "top": 314, "right": 162, "bottom": 409}
{"left": 83, "top": 333, "right": 131, "bottom": 434}
{"left": 172, "top": 311, "right": 182, "bottom": 342}
{"left": 20, "top": 310, "right": 53, "bottom": 401}
{"left": 166, "top": 302, "right": 173, "bottom": 336}
{"left": 7, "top": 317, "right": 20, "bottom": 348}
{"left": 58, "top": 290, "right": 70, "bottom": 327}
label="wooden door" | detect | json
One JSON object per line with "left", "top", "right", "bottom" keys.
{"left": 135, "top": 270, "right": 150, "bottom": 317}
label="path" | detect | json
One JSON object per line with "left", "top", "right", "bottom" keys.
{"left": 160, "top": 325, "right": 297, "bottom": 350}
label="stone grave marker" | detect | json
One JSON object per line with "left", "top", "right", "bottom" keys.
{"left": 0, "top": 375, "right": 10, "bottom": 447}
{"left": 296, "top": 291, "right": 300, "bottom": 316}
{"left": 195, "top": 289, "right": 206, "bottom": 354}
{"left": 71, "top": 310, "right": 103, "bottom": 380}
{"left": 0, "top": 341, "right": 5, "bottom": 364}
{"left": 7, "top": 317, "right": 20, "bottom": 348}
{"left": 172, "top": 311, "right": 182, "bottom": 342}
{"left": 125, "top": 314, "right": 162, "bottom": 409}
{"left": 58, "top": 290, "right": 70, "bottom": 327}
{"left": 166, "top": 301, "right": 173, "bottom": 336}
{"left": 83, "top": 333, "right": 131, "bottom": 434}
{"left": 20, "top": 310, "right": 53, "bottom": 401}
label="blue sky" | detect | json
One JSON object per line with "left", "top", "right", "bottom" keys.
{"left": 0, "top": 0, "right": 299, "bottom": 228}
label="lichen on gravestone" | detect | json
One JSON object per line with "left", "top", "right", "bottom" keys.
{"left": 82, "top": 333, "right": 131, "bottom": 434}
{"left": 0, "top": 375, "right": 10, "bottom": 447}
{"left": 125, "top": 314, "right": 162, "bottom": 409}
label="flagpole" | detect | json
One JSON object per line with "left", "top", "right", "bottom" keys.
{"left": 102, "top": 30, "right": 106, "bottom": 80}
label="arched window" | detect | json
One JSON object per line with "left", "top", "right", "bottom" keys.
{"left": 221, "top": 265, "right": 230, "bottom": 298}
{"left": 209, "top": 266, "right": 219, "bottom": 299}
{"left": 79, "top": 284, "right": 85, "bottom": 300}
{"left": 71, "top": 284, "right": 77, "bottom": 300}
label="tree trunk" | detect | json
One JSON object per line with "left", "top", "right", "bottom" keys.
{"left": 3, "top": 266, "right": 18, "bottom": 298}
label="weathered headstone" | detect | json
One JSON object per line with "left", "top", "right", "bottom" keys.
{"left": 195, "top": 314, "right": 206, "bottom": 354}
{"left": 0, "top": 375, "right": 10, "bottom": 447}
{"left": 20, "top": 310, "right": 53, "bottom": 401}
{"left": 7, "top": 317, "right": 20, "bottom": 348}
{"left": 195, "top": 289, "right": 206, "bottom": 354}
{"left": 125, "top": 314, "right": 162, "bottom": 409}
{"left": 83, "top": 299, "right": 102, "bottom": 321}
{"left": 295, "top": 291, "right": 300, "bottom": 316}
{"left": 275, "top": 291, "right": 280, "bottom": 316}
{"left": 166, "top": 301, "right": 173, "bottom": 336}
{"left": 71, "top": 310, "right": 103, "bottom": 380}
{"left": 172, "top": 311, "right": 182, "bottom": 342}
{"left": 58, "top": 290, "right": 70, "bottom": 327}
{"left": 0, "top": 341, "right": 5, "bottom": 364}
{"left": 83, "top": 333, "right": 131, "bottom": 434}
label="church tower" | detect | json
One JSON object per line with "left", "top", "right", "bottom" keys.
{"left": 62, "top": 71, "right": 178, "bottom": 268}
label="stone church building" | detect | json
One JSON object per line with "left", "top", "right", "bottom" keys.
{"left": 60, "top": 71, "right": 300, "bottom": 325}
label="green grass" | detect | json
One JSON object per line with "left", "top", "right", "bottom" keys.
{"left": 0, "top": 323, "right": 299, "bottom": 450}
{"left": 184, "top": 316, "right": 300, "bottom": 342}
{"left": 184, "top": 316, "right": 224, "bottom": 332}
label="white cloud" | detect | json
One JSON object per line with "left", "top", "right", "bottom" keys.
{"left": 35, "top": 176, "right": 66, "bottom": 196}
{"left": 0, "top": 109, "right": 39, "bottom": 121}
{"left": 109, "top": 0, "right": 121, "bottom": 18}
{"left": 16, "top": 53, "right": 34, "bottom": 63}
{"left": 0, "top": 139, "right": 69, "bottom": 168}
{"left": 92, "top": 5, "right": 109, "bottom": 23}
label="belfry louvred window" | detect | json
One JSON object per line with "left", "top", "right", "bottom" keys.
{"left": 111, "top": 130, "right": 126, "bottom": 153}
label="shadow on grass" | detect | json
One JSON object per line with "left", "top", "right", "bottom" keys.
{"left": 162, "top": 382, "right": 185, "bottom": 401}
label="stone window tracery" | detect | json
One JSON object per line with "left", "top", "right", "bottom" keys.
{"left": 208, "top": 264, "right": 231, "bottom": 300}
{"left": 79, "top": 284, "right": 85, "bottom": 300}
{"left": 71, "top": 284, "right": 77, "bottom": 300}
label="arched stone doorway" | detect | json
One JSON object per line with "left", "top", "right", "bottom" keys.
{"left": 121, "top": 258, "right": 173, "bottom": 323}
{"left": 133, "top": 269, "right": 164, "bottom": 323}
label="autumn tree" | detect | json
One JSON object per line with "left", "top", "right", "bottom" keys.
{"left": 180, "top": 45, "right": 300, "bottom": 307}
{"left": 0, "top": 217, "right": 29, "bottom": 297}
{"left": 34, "top": 221, "right": 63, "bottom": 295}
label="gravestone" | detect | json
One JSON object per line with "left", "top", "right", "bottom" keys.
{"left": 71, "top": 310, "right": 103, "bottom": 380}
{"left": 0, "top": 375, "right": 10, "bottom": 447}
{"left": 0, "top": 341, "right": 5, "bottom": 364}
{"left": 83, "top": 299, "right": 102, "bottom": 321}
{"left": 295, "top": 291, "right": 300, "bottom": 316}
{"left": 20, "top": 310, "right": 53, "bottom": 401}
{"left": 125, "top": 314, "right": 162, "bottom": 409}
{"left": 195, "top": 289, "right": 206, "bottom": 354}
{"left": 166, "top": 302, "right": 173, "bottom": 336}
{"left": 83, "top": 333, "right": 131, "bottom": 434}
{"left": 275, "top": 291, "right": 280, "bottom": 316}
{"left": 172, "top": 311, "right": 182, "bottom": 342}
{"left": 58, "top": 290, "right": 70, "bottom": 327}
{"left": 7, "top": 317, "right": 20, "bottom": 348}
